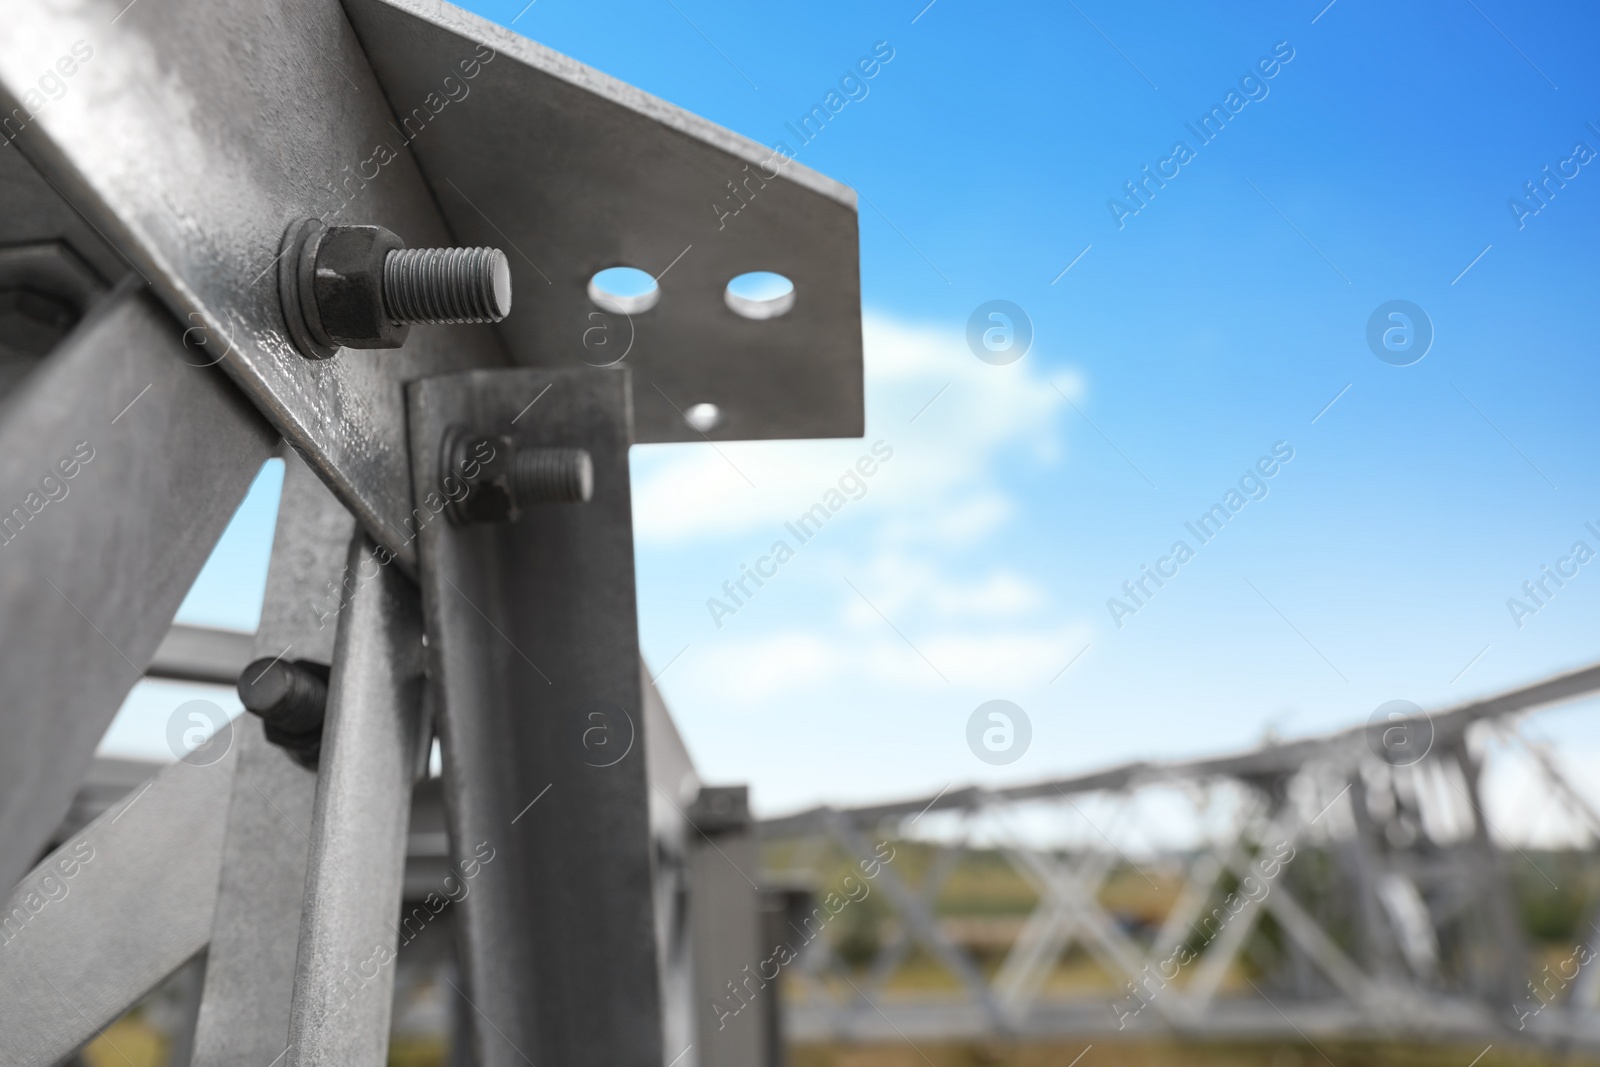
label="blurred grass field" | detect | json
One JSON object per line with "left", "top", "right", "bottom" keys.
{"left": 791, "top": 1040, "right": 1600, "bottom": 1067}
{"left": 76, "top": 838, "right": 1600, "bottom": 1066}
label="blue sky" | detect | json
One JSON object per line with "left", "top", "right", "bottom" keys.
{"left": 108, "top": 0, "right": 1600, "bottom": 817}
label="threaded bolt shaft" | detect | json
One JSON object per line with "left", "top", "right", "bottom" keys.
{"left": 383, "top": 246, "right": 512, "bottom": 325}
{"left": 237, "top": 658, "right": 329, "bottom": 736}
{"left": 513, "top": 447, "right": 594, "bottom": 504}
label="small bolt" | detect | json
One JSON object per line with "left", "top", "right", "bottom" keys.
{"left": 513, "top": 446, "right": 593, "bottom": 504}
{"left": 441, "top": 427, "right": 593, "bottom": 525}
{"left": 237, "top": 658, "right": 329, "bottom": 768}
{"left": 279, "top": 219, "right": 512, "bottom": 360}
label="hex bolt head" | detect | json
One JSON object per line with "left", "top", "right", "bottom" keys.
{"left": 441, "top": 425, "right": 593, "bottom": 526}
{"left": 278, "top": 218, "right": 512, "bottom": 360}
{"left": 237, "top": 657, "right": 329, "bottom": 767}
{"left": 312, "top": 224, "right": 409, "bottom": 349}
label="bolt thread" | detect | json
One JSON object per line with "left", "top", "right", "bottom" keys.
{"left": 237, "top": 658, "right": 328, "bottom": 735}
{"left": 383, "top": 247, "right": 511, "bottom": 325}
{"left": 513, "top": 447, "right": 594, "bottom": 504}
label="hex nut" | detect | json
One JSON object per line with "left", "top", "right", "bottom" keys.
{"left": 311, "top": 224, "right": 410, "bottom": 349}
{"left": 442, "top": 426, "right": 517, "bottom": 526}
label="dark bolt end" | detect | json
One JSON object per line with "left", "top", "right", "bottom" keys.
{"left": 441, "top": 425, "right": 595, "bottom": 526}
{"left": 238, "top": 658, "right": 329, "bottom": 768}
{"left": 513, "top": 447, "right": 593, "bottom": 504}
{"left": 690, "top": 785, "right": 751, "bottom": 834}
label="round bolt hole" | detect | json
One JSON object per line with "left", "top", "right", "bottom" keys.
{"left": 588, "top": 266, "right": 660, "bottom": 315}
{"left": 724, "top": 271, "right": 795, "bottom": 320}
{"left": 684, "top": 402, "right": 721, "bottom": 432}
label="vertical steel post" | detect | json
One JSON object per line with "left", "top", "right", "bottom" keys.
{"left": 286, "top": 535, "right": 426, "bottom": 1066}
{"left": 409, "top": 367, "right": 663, "bottom": 1067}
{"left": 643, "top": 667, "right": 704, "bottom": 1065}
{"left": 689, "top": 785, "right": 771, "bottom": 1067}
{"left": 192, "top": 448, "right": 355, "bottom": 1067}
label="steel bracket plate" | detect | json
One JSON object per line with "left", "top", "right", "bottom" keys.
{"left": 343, "top": 0, "right": 865, "bottom": 444}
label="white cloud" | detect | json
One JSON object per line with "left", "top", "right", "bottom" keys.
{"left": 678, "top": 620, "right": 1093, "bottom": 709}
{"left": 831, "top": 551, "right": 1048, "bottom": 622}
{"left": 637, "top": 309, "right": 1095, "bottom": 802}
{"left": 631, "top": 309, "right": 1082, "bottom": 548}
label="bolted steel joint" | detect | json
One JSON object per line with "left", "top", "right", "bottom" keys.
{"left": 237, "top": 657, "right": 330, "bottom": 768}
{"left": 441, "top": 424, "right": 593, "bottom": 526}
{"left": 689, "top": 784, "right": 751, "bottom": 835}
{"left": 278, "top": 218, "right": 512, "bottom": 360}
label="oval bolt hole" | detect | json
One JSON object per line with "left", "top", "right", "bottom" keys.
{"left": 684, "top": 402, "right": 721, "bottom": 432}
{"left": 588, "top": 266, "right": 660, "bottom": 315}
{"left": 724, "top": 271, "right": 795, "bottom": 320}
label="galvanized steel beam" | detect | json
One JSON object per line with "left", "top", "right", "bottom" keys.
{"left": 689, "top": 785, "right": 769, "bottom": 1067}
{"left": 0, "top": 284, "right": 275, "bottom": 895}
{"left": 147, "top": 624, "right": 256, "bottom": 687}
{"left": 286, "top": 535, "right": 426, "bottom": 1067}
{"left": 191, "top": 448, "right": 356, "bottom": 1067}
{"left": 0, "top": 746, "right": 239, "bottom": 1065}
{"left": 410, "top": 366, "right": 663, "bottom": 1067}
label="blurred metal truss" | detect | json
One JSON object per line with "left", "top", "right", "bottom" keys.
{"left": 763, "top": 665, "right": 1600, "bottom": 1049}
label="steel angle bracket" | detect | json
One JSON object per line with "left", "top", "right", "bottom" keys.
{"left": 343, "top": 0, "right": 865, "bottom": 444}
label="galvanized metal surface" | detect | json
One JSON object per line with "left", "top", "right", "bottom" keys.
{"left": 0, "top": 284, "right": 275, "bottom": 896}
{"left": 0, "top": 135, "right": 127, "bottom": 288}
{"left": 191, "top": 449, "right": 357, "bottom": 1067}
{"left": 0, "top": 0, "right": 507, "bottom": 569}
{"left": 689, "top": 787, "right": 769, "bottom": 1067}
{"left": 0, "top": 747, "right": 238, "bottom": 1066}
{"left": 288, "top": 536, "right": 425, "bottom": 1067}
{"left": 644, "top": 663, "right": 704, "bottom": 1067}
{"left": 147, "top": 624, "right": 256, "bottom": 687}
{"left": 410, "top": 367, "right": 664, "bottom": 1067}
{"left": 190, "top": 727, "right": 318, "bottom": 1067}
{"left": 345, "top": 0, "right": 864, "bottom": 444}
